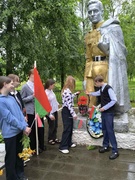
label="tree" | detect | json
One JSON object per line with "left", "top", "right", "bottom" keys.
{"left": 118, "top": 0, "right": 135, "bottom": 79}
{"left": 0, "top": 0, "right": 84, "bottom": 88}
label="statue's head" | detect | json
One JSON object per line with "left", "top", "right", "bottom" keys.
{"left": 87, "top": 0, "right": 104, "bottom": 24}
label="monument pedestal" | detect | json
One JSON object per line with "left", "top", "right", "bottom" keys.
{"left": 73, "top": 109, "right": 135, "bottom": 150}
{"left": 114, "top": 113, "right": 129, "bottom": 133}
{"left": 73, "top": 113, "right": 87, "bottom": 131}
{"left": 73, "top": 112, "right": 103, "bottom": 146}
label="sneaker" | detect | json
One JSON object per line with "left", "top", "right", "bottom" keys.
{"left": 59, "top": 149, "right": 69, "bottom": 154}
{"left": 23, "top": 162, "right": 27, "bottom": 167}
{"left": 70, "top": 143, "right": 76, "bottom": 148}
{"left": 24, "top": 158, "right": 30, "bottom": 163}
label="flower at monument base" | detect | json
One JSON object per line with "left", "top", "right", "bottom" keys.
{"left": 87, "top": 106, "right": 103, "bottom": 137}
{"left": 78, "top": 96, "right": 88, "bottom": 116}
{"left": 77, "top": 96, "right": 88, "bottom": 106}
{"left": 95, "top": 112, "right": 101, "bottom": 122}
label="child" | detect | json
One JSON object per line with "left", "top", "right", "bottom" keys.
{"left": 8, "top": 74, "right": 29, "bottom": 166}
{"left": 87, "top": 75, "right": 119, "bottom": 160}
{"left": 59, "top": 76, "right": 79, "bottom": 154}
{"left": 45, "top": 79, "right": 60, "bottom": 145}
{"left": 8, "top": 74, "right": 27, "bottom": 119}
{"left": 21, "top": 69, "right": 46, "bottom": 153}
{"left": 0, "top": 76, "right": 31, "bottom": 180}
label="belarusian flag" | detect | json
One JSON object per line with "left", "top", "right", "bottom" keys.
{"left": 34, "top": 67, "right": 52, "bottom": 118}
{"left": 89, "top": 106, "right": 96, "bottom": 119}
{"left": 35, "top": 114, "right": 44, "bottom": 127}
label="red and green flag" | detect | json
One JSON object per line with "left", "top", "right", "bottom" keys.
{"left": 34, "top": 67, "right": 52, "bottom": 120}
{"left": 35, "top": 114, "right": 44, "bottom": 128}
{"left": 89, "top": 106, "right": 96, "bottom": 119}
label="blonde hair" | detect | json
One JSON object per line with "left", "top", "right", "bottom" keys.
{"left": 61, "top": 76, "right": 76, "bottom": 93}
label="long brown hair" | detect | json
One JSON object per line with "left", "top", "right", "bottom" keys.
{"left": 61, "top": 76, "right": 76, "bottom": 94}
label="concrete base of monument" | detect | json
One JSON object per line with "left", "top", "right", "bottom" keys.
{"left": 72, "top": 108, "right": 135, "bottom": 150}
{"left": 114, "top": 113, "right": 129, "bottom": 133}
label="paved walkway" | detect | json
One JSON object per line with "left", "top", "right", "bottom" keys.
{"left": 1, "top": 120, "right": 135, "bottom": 180}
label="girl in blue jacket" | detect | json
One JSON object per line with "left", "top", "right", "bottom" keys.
{"left": 0, "top": 76, "right": 31, "bottom": 180}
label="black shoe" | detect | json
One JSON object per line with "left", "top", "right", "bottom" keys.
{"left": 99, "top": 147, "right": 110, "bottom": 153}
{"left": 39, "top": 149, "right": 43, "bottom": 153}
{"left": 39, "top": 146, "right": 47, "bottom": 153}
{"left": 109, "top": 152, "right": 119, "bottom": 160}
{"left": 40, "top": 146, "right": 47, "bottom": 151}
{"left": 42, "top": 146, "right": 47, "bottom": 151}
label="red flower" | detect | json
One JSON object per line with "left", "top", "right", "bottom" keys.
{"left": 78, "top": 96, "right": 88, "bottom": 106}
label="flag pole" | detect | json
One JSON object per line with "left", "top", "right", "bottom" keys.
{"left": 30, "top": 118, "right": 35, "bottom": 128}
{"left": 35, "top": 114, "right": 39, "bottom": 155}
{"left": 34, "top": 61, "right": 39, "bottom": 155}
{"left": 34, "top": 61, "right": 37, "bottom": 68}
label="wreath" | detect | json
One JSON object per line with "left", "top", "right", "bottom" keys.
{"left": 87, "top": 106, "right": 103, "bottom": 139}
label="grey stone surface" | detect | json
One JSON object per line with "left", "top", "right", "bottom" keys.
{"left": 72, "top": 109, "right": 135, "bottom": 150}
{"left": 128, "top": 108, "right": 135, "bottom": 132}
{"left": 114, "top": 113, "right": 129, "bottom": 133}
{"left": 73, "top": 113, "right": 87, "bottom": 130}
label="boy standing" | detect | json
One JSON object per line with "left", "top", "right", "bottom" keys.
{"left": 87, "top": 75, "right": 119, "bottom": 160}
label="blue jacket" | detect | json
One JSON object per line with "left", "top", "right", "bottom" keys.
{"left": 0, "top": 95, "right": 28, "bottom": 138}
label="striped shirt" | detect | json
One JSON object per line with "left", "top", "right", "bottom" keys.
{"left": 62, "top": 88, "right": 77, "bottom": 117}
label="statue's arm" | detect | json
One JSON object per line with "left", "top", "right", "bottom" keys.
{"left": 98, "top": 24, "right": 126, "bottom": 56}
{"left": 98, "top": 33, "right": 109, "bottom": 55}
{"left": 84, "top": 34, "right": 93, "bottom": 80}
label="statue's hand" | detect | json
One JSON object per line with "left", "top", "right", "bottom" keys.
{"left": 98, "top": 35, "right": 109, "bottom": 55}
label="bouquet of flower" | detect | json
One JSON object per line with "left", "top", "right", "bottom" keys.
{"left": 18, "top": 135, "right": 35, "bottom": 160}
{"left": 77, "top": 96, "right": 88, "bottom": 116}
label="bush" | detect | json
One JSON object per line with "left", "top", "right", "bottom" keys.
{"left": 0, "top": 133, "right": 4, "bottom": 143}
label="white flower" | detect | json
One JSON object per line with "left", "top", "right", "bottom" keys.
{"left": 95, "top": 113, "right": 101, "bottom": 119}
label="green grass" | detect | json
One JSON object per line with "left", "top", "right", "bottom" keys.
{"left": 128, "top": 80, "right": 135, "bottom": 88}
{"left": 128, "top": 80, "right": 135, "bottom": 107}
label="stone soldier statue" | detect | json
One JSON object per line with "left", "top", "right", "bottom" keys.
{"left": 84, "top": 0, "right": 131, "bottom": 113}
